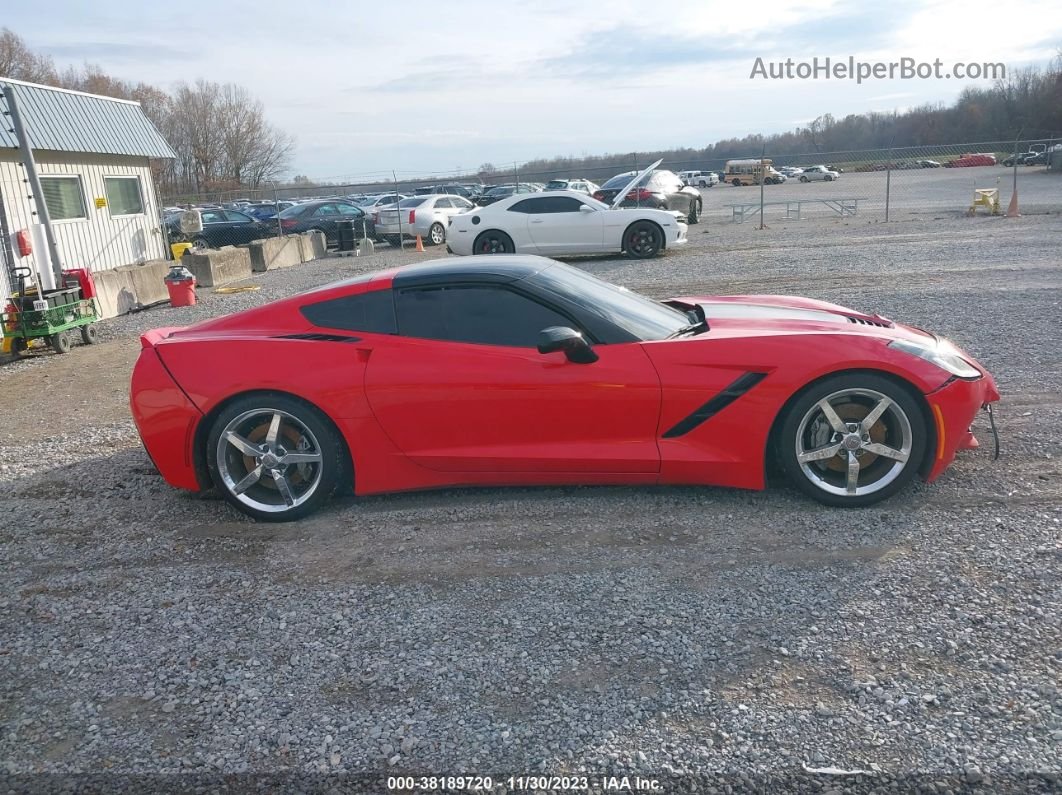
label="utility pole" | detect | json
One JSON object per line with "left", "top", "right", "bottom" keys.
{"left": 1, "top": 82, "right": 64, "bottom": 283}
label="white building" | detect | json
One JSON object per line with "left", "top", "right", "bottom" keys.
{"left": 0, "top": 78, "right": 175, "bottom": 299}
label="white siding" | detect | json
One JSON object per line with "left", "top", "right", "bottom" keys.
{"left": 0, "top": 149, "right": 167, "bottom": 297}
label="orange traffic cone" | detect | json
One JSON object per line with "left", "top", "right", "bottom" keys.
{"left": 1006, "top": 190, "right": 1020, "bottom": 217}
{"left": 414, "top": 234, "right": 425, "bottom": 252}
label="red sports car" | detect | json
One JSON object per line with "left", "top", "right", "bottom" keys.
{"left": 130, "top": 256, "right": 999, "bottom": 521}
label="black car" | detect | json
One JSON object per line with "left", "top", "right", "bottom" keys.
{"left": 166, "top": 207, "right": 275, "bottom": 250}
{"left": 476, "top": 184, "right": 540, "bottom": 206}
{"left": 276, "top": 200, "right": 375, "bottom": 244}
{"left": 592, "top": 170, "right": 702, "bottom": 223}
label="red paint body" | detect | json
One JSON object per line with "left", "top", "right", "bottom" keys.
{"left": 130, "top": 266, "right": 999, "bottom": 499}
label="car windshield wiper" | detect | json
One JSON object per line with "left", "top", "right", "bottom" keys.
{"left": 665, "top": 304, "right": 710, "bottom": 339}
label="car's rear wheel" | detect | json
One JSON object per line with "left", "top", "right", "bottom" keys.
{"left": 206, "top": 394, "right": 344, "bottom": 522}
{"left": 800, "top": 176, "right": 809, "bottom": 183}
{"left": 429, "top": 222, "right": 446, "bottom": 246}
{"left": 731, "top": 178, "right": 742, "bottom": 186}
{"left": 778, "top": 374, "right": 926, "bottom": 507}
{"left": 473, "top": 230, "right": 514, "bottom": 254}
{"left": 192, "top": 237, "right": 210, "bottom": 252}
{"left": 623, "top": 221, "right": 663, "bottom": 259}
{"left": 687, "top": 199, "right": 699, "bottom": 224}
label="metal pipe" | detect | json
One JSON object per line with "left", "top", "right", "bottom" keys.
{"left": 2, "top": 82, "right": 64, "bottom": 282}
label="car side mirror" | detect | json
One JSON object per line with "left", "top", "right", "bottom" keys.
{"left": 537, "top": 326, "right": 598, "bottom": 364}
{"left": 579, "top": 204, "right": 595, "bottom": 213}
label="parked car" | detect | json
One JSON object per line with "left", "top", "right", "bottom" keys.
{"left": 798, "top": 165, "right": 840, "bottom": 182}
{"left": 543, "top": 178, "right": 600, "bottom": 195}
{"left": 476, "top": 184, "right": 541, "bottom": 206}
{"left": 778, "top": 167, "right": 804, "bottom": 179}
{"left": 276, "top": 200, "right": 375, "bottom": 244}
{"left": 593, "top": 163, "right": 702, "bottom": 223}
{"left": 447, "top": 188, "right": 686, "bottom": 259}
{"left": 356, "top": 193, "right": 406, "bottom": 213}
{"left": 244, "top": 201, "right": 297, "bottom": 221}
{"left": 678, "top": 170, "right": 719, "bottom": 188}
{"left": 1022, "top": 151, "right": 1048, "bottom": 166}
{"left": 945, "top": 153, "right": 997, "bottom": 168}
{"left": 166, "top": 208, "right": 275, "bottom": 250}
{"left": 132, "top": 256, "right": 1000, "bottom": 521}
{"left": 917, "top": 159, "right": 942, "bottom": 168}
{"left": 374, "top": 194, "right": 476, "bottom": 246}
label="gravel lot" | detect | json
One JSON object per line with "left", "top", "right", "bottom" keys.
{"left": 1, "top": 212, "right": 1060, "bottom": 793}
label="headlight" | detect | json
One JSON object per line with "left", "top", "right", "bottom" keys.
{"left": 888, "top": 338, "right": 981, "bottom": 379}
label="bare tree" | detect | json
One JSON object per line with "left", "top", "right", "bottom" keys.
{"left": 0, "top": 28, "right": 58, "bottom": 83}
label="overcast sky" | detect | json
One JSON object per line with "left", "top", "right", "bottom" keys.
{"left": 7, "top": 0, "right": 1062, "bottom": 180}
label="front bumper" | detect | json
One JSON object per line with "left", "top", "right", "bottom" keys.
{"left": 924, "top": 373, "right": 1000, "bottom": 482}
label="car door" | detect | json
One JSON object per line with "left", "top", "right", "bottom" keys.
{"left": 516, "top": 196, "right": 604, "bottom": 253}
{"left": 223, "top": 210, "right": 261, "bottom": 244}
{"left": 363, "top": 282, "right": 661, "bottom": 474}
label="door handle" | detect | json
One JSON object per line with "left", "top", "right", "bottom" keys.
{"left": 531, "top": 219, "right": 544, "bottom": 223}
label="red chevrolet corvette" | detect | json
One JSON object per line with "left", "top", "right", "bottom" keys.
{"left": 130, "top": 256, "right": 999, "bottom": 521}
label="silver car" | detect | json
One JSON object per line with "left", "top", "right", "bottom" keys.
{"left": 375, "top": 194, "right": 476, "bottom": 246}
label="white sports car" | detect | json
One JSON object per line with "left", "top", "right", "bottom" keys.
{"left": 447, "top": 162, "right": 687, "bottom": 259}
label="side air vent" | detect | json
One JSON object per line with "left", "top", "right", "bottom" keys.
{"left": 846, "top": 316, "right": 892, "bottom": 328}
{"left": 276, "top": 333, "right": 362, "bottom": 343}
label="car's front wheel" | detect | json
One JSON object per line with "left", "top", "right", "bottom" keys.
{"left": 824, "top": 174, "right": 834, "bottom": 182}
{"left": 800, "top": 176, "right": 809, "bottom": 183}
{"left": 623, "top": 221, "right": 664, "bottom": 259}
{"left": 778, "top": 374, "right": 926, "bottom": 507}
{"left": 206, "top": 394, "right": 345, "bottom": 522}
{"left": 428, "top": 222, "right": 446, "bottom": 246}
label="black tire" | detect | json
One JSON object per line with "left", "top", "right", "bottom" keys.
{"left": 731, "top": 178, "right": 742, "bottom": 186}
{"left": 473, "top": 230, "right": 515, "bottom": 255}
{"left": 687, "top": 198, "right": 699, "bottom": 225}
{"left": 80, "top": 324, "right": 99, "bottom": 345}
{"left": 11, "top": 337, "right": 28, "bottom": 358}
{"left": 428, "top": 222, "right": 446, "bottom": 246}
{"left": 777, "top": 373, "right": 927, "bottom": 508}
{"left": 206, "top": 393, "right": 345, "bottom": 522}
{"left": 50, "top": 333, "right": 72, "bottom": 354}
{"left": 623, "top": 221, "right": 664, "bottom": 259}
{"left": 192, "top": 237, "right": 210, "bottom": 252}
{"left": 824, "top": 174, "right": 834, "bottom": 182}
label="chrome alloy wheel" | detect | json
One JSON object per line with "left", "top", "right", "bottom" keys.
{"left": 215, "top": 408, "right": 324, "bottom": 513}
{"left": 794, "top": 388, "right": 913, "bottom": 497}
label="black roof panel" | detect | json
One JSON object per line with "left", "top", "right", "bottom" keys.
{"left": 392, "top": 255, "right": 556, "bottom": 288}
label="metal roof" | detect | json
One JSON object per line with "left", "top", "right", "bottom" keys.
{"left": 0, "top": 77, "right": 176, "bottom": 159}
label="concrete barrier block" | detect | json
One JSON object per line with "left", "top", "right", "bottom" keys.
{"left": 247, "top": 236, "right": 302, "bottom": 272}
{"left": 183, "top": 246, "right": 253, "bottom": 288}
{"left": 303, "top": 230, "right": 328, "bottom": 261}
{"left": 92, "top": 259, "right": 170, "bottom": 319}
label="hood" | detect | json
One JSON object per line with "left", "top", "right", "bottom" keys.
{"left": 610, "top": 158, "right": 663, "bottom": 209}
{"left": 670, "top": 294, "right": 935, "bottom": 342}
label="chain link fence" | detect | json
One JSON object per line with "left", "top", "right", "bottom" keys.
{"left": 159, "top": 138, "right": 1061, "bottom": 254}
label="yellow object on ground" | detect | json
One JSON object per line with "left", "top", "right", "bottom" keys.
{"left": 214, "top": 285, "right": 261, "bottom": 294}
{"left": 969, "top": 188, "right": 1000, "bottom": 215}
{"left": 170, "top": 242, "right": 193, "bottom": 259}
{"left": 1, "top": 336, "right": 11, "bottom": 354}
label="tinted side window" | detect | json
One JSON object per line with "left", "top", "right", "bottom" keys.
{"left": 396, "top": 286, "right": 574, "bottom": 347}
{"left": 300, "top": 290, "right": 397, "bottom": 334}
{"left": 508, "top": 199, "right": 536, "bottom": 214}
{"left": 225, "top": 210, "right": 253, "bottom": 222}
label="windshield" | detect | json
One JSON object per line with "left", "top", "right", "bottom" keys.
{"left": 545, "top": 180, "right": 568, "bottom": 189}
{"left": 525, "top": 262, "right": 689, "bottom": 341}
{"left": 602, "top": 171, "right": 651, "bottom": 190}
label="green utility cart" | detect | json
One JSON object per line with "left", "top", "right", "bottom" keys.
{"left": 2, "top": 267, "right": 101, "bottom": 356}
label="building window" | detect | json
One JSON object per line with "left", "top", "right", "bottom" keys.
{"left": 104, "top": 176, "right": 145, "bottom": 216}
{"left": 40, "top": 175, "right": 87, "bottom": 221}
